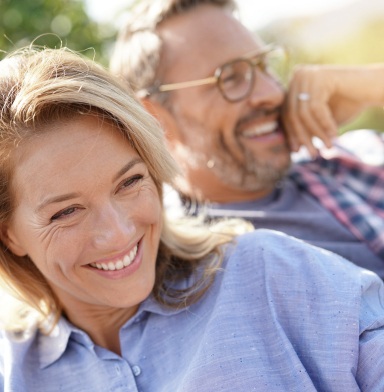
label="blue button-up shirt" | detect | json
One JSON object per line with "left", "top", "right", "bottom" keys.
{"left": 2, "top": 229, "right": 384, "bottom": 391}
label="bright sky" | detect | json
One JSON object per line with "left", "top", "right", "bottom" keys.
{"left": 85, "top": 0, "right": 358, "bottom": 29}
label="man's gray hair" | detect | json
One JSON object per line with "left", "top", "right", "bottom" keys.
{"left": 110, "top": 0, "right": 237, "bottom": 102}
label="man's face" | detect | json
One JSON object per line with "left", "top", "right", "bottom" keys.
{"left": 157, "top": 4, "right": 291, "bottom": 203}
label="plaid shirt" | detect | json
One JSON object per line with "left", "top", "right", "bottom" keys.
{"left": 290, "top": 135, "right": 384, "bottom": 259}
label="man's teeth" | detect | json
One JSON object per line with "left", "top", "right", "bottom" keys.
{"left": 242, "top": 122, "right": 277, "bottom": 137}
{"left": 89, "top": 244, "right": 138, "bottom": 271}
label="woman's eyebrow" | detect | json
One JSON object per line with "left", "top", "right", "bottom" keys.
{"left": 36, "top": 193, "right": 80, "bottom": 213}
{"left": 113, "top": 157, "right": 144, "bottom": 182}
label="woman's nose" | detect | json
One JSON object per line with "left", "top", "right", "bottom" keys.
{"left": 91, "top": 203, "right": 136, "bottom": 249}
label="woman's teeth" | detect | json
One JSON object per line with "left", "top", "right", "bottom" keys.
{"left": 89, "top": 244, "right": 138, "bottom": 271}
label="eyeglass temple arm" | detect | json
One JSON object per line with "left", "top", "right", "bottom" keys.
{"left": 136, "top": 76, "right": 217, "bottom": 98}
{"left": 157, "top": 76, "right": 217, "bottom": 92}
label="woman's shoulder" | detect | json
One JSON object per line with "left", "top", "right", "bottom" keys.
{"left": 0, "top": 322, "right": 40, "bottom": 366}
{"left": 0, "top": 323, "right": 39, "bottom": 346}
{"left": 231, "top": 228, "right": 353, "bottom": 264}
{"left": 224, "top": 228, "right": 376, "bottom": 290}
{"left": 216, "top": 229, "right": 383, "bottom": 325}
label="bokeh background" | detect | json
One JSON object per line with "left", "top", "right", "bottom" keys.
{"left": 1, "top": 0, "right": 383, "bottom": 132}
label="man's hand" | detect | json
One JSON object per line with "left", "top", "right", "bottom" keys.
{"left": 282, "top": 64, "right": 384, "bottom": 156}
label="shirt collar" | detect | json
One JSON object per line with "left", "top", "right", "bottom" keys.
{"left": 38, "top": 294, "right": 186, "bottom": 369}
{"left": 39, "top": 317, "right": 73, "bottom": 369}
{"left": 138, "top": 294, "right": 186, "bottom": 317}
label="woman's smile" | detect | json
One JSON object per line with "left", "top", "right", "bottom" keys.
{"left": 88, "top": 241, "right": 139, "bottom": 271}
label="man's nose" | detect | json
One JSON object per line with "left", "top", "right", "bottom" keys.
{"left": 247, "top": 70, "right": 284, "bottom": 108}
{"left": 91, "top": 203, "right": 136, "bottom": 250}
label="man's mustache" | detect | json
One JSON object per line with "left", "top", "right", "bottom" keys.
{"left": 236, "top": 106, "right": 282, "bottom": 129}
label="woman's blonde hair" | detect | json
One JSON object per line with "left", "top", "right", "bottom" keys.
{"left": 0, "top": 46, "right": 250, "bottom": 331}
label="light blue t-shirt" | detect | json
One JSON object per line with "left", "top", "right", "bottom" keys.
{"left": 1, "top": 230, "right": 384, "bottom": 391}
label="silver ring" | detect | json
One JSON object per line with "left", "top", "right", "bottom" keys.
{"left": 297, "top": 92, "right": 310, "bottom": 102}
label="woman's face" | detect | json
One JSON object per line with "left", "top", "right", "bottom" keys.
{"left": 4, "top": 115, "right": 162, "bottom": 318}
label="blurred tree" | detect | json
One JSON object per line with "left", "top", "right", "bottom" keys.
{"left": 0, "top": 0, "right": 115, "bottom": 65}
{"left": 260, "top": 16, "right": 384, "bottom": 133}
{"left": 316, "top": 18, "right": 384, "bottom": 132}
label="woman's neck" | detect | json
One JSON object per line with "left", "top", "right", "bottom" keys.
{"left": 64, "top": 304, "right": 139, "bottom": 356}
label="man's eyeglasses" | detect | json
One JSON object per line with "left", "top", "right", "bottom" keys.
{"left": 139, "top": 45, "right": 287, "bottom": 103}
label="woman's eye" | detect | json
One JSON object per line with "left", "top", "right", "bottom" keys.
{"left": 51, "top": 207, "right": 78, "bottom": 221}
{"left": 119, "top": 174, "right": 143, "bottom": 191}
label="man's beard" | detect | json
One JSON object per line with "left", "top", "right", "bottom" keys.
{"left": 206, "top": 145, "right": 291, "bottom": 192}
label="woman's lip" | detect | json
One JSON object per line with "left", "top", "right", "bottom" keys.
{"left": 89, "top": 237, "right": 143, "bottom": 266}
{"left": 85, "top": 239, "right": 144, "bottom": 278}
{"left": 89, "top": 243, "right": 139, "bottom": 271}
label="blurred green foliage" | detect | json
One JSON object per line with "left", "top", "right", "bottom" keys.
{"left": 303, "top": 18, "right": 384, "bottom": 133}
{"left": 0, "top": 0, "right": 115, "bottom": 65}
{"left": 260, "top": 15, "right": 384, "bottom": 133}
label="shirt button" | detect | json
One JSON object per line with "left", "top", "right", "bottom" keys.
{"left": 132, "top": 365, "right": 141, "bottom": 377}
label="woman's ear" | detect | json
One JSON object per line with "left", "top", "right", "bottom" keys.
{"left": 0, "top": 224, "right": 27, "bottom": 257}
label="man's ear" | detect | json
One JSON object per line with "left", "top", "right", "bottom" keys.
{"left": 0, "top": 224, "right": 27, "bottom": 257}
{"left": 141, "top": 98, "right": 181, "bottom": 149}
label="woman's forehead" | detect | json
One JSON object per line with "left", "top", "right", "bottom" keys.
{"left": 10, "top": 115, "right": 141, "bottom": 196}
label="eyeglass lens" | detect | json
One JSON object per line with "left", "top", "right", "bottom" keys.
{"left": 218, "top": 60, "right": 254, "bottom": 102}
{"left": 218, "top": 49, "right": 286, "bottom": 102}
